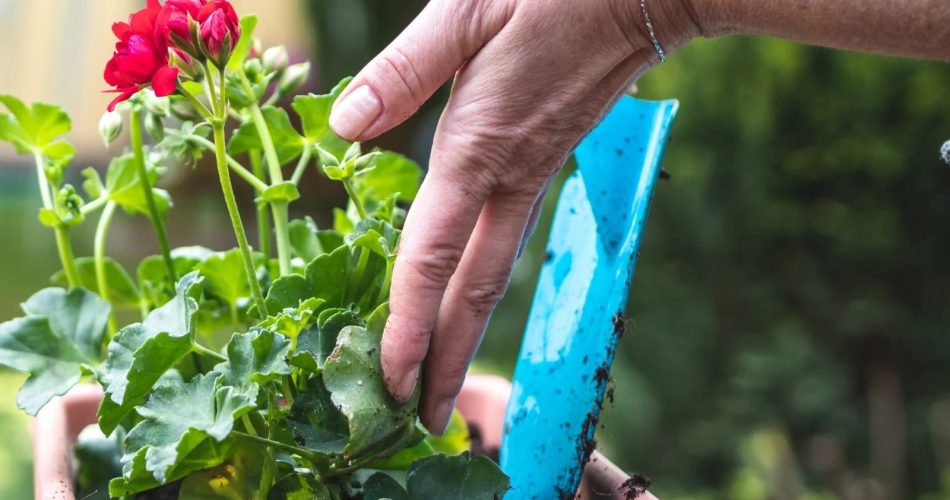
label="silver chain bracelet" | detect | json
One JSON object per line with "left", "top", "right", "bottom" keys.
{"left": 640, "top": 0, "right": 666, "bottom": 62}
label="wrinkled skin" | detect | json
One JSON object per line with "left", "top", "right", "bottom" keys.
{"left": 330, "top": 0, "right": 700, "bottom": 434}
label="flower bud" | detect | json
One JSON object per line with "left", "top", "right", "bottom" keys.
{"left": 99, "top": 110, "right": 123, "bottom": 146}
{"left": 262, "top": 46, "right": 289, "bottom": 73}
{"left": 278, "top": 62, "right": 311, "bottom": 95}
{"left": 941, "top": 141, "right": 950, "bottom": 166}
{"left": 144, "top": 90, "right": 171, "bottom": 117}
{"left": 145, "top": 112, "right": 165, "bottom": 142}
{"left": 343, "top": 142, "right": 362, "bottom": 163}
{"left": 243, "top": 59, "right": 264, "bottom": 83}
{"left": 56, "top": 185, "right": 85, "bottom": 227}
{"left": 314, "top": 144, "right": 339, "bottom": 168}
{"left": 250, "top": 37, "right": 263, "bottom": 59}
{"left": 198, "top": 1, "right": 241, "bottom": 68}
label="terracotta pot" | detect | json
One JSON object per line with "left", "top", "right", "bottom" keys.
{"left": 33, "top": 376, "right": 655, "bottom": 499}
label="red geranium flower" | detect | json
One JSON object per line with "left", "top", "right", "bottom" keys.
{"left": 157, "top": 0, "right": 204, "bottom": 57}
{"left": 157, "top": 0, "right": 240, "bottom": 67}
{"left": 197, "top": 1, "right": 240, "bottom": 65}
{"left": 104, "top": 0, "right": 180, "bottom": 111}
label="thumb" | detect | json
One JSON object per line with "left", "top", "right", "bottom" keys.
{"left": 329, "top": 0, "right": 510, "bottom": 141}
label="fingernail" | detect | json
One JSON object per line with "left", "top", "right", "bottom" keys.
{"left": 394, "top": 365, "right": 420, "bottom": 403}
{"left": 329, "top": 85, "right": 382, "bottom": 139}
{"left": 428, "top": 399, "right": 455, "bottom": 435}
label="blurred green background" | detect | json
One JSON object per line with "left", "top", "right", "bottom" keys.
{"left": 2, "top": 1, "right": 950, "bottom": 499}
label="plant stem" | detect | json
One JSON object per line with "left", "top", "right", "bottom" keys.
{"left": 240, "top": 70, "right": 292, "bottom": 276}
{"left": 343, "top": 179, "right": 367, "bottom": 220}
{"left": 271, "top": 202, "right": 293, "bottom": 276}
{"left": 206, "top": 62, "right": 221, "bottom": 116}
{"left": 177, "top": 84, "right": 213, "bottom": 120}
{"left": 280, "top": 377, "right": 295, "bottom": 407}
{"left": 188, "top": 135, "right": 268, "bottom": 191}
{"left": 349, "top": 247, "right": 370, "bottom": 303}
{"left": 31, "top": 151, "right": 54, "bottom": 209}
{"left": 250, "top": 150, "right": 271, "bottom": 261}
{"left": 53, "top": 225, "right": 82, "bottom": 289}
{"left": 231, "top": 431, "right": 324, "bottom": 463}
{"left": 213, "top": 123, "right": 268, "bottom": 319}
{"left": 33, "top": 150, "right": 81, "bottom": 287}
{"left": 95, "top": 201, "right": 119, "bottom": 335}
{"left": 378, "top": 258, "right": 395, "bottom": 303}
{"left": 130, "top": 107, "right": 176, "bottom": 285}
{"left": 290, "top": 145, "right": 312, "bottom": 185}
{"left": 80, "top": 195, "right": 109, "bottom": 217}
{"left": 192, "top": 342, "right": 227, "bottom": 363}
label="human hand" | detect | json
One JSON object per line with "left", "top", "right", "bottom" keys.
{"left": 329, "top": 0, "right": 702, "bottom": 433}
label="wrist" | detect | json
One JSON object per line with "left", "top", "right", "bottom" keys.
{"left": 615, "top": 0, "right": 722, "bottom": 61}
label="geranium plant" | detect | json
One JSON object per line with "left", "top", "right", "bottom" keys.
{"left": 0, "top": 1, "right": 509, "bottom": 498}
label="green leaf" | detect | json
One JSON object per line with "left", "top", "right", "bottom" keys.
{"left": 333, "top": 207, "right": 355, "bottom": 234}
{"left": 99, "top": 272, "right": 203, "bottom": 434}
{"left": 213, "top": 328, "right": 291, "bottom": 400}
{"left": 364, "top": 472, "right": 409, "bottom": 500}
{"left": 50, "top": 257, "right": 141, "bottom": 309}
{"left": 160, "top": 121, "right": 212, "bottom": 166}
{"left": 288, "top": 217, "right": 323, "bottom": 261}
{"left": 228, "top": 106, "right": 304, "bottom": 165}
{"left": 347, "top": 218, "right": 399, "bottom": 259}
{"left": 305, "top": 245, "right": 350, "bottom": 309}
{"left": 0, "top": 95, "right": 71, "bottom": 154}
{"left": 292, "top": 77, "right": 351, "bottom": 156}
{"left": 75, "top": 425, "right": 124, "bottom": 500}
{"left": 116, "top": 372, "right": 253, "bottom": 489}
{"left": 81, "top": 167, "right": 105, "bottom": 200}
{"left": 265, "top": 243, "right": 387, "bottom": 319}
{"left": 259, "top": 296, "right": 324, "bottom": 348}
{"left": 22, "top": 287, "right": 111, "bottom": 360}
{"left": 375, "top": 411, "right": 471, "bottom": 470}
{"left": 288, "top": 217, "right": 344, "bottom": 262}
{"left": 257, "top": 181, "right": 301, "bottom": 204}
{"left": 177, "top": 437, "right": 265, "bottom": 500}
{"left": 406, "top": 452, "right": 510, "bottom": 500}
{"left": 226, "top": 15, "right": 258, "bottom": 71}
{"left": 110, "top": 432, "right": 235, "bottom": 497}
{"left": 0, "top": 288, "right": 109, "bottom": 415}
{"left": 323, "top": 324, "right": 417, "bottom": 459}
{"left": 137, "top": 246, "right": 213, "bottom": 308}
{"left": 196, "top": 248, "right": 264, "bottom": 316}
{"left": 315, "top": 308, "right": 361, "bottom": 367}
{"left": 353, "top": 151, "right": 422, "bottom": 204}
{"left": 264, "top": 274, "right": 313, "bottom": 315}
{"left": 0, "top": 317, "right": 88, "bottom": 415}
{"left": 288, "top": 373, "right": 348, "bottom": 455}
{"left": 104, "top": 154, "right": 172, "bottom": 219}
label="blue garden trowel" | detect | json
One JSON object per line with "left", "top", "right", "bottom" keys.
{"left": 500, "top": 95, "right": 679, "bottom": 499}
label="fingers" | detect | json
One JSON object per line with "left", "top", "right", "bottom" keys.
{"left": 380, "top": 167, "right": 490, "bottom": 403}
{"left": 420, "top": 190, "right": 537, "bottom": 433}
{"left": 329, "top": 0, "right": 512, "bottom": 141}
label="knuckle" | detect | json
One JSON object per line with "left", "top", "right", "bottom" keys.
{"left": 400, "top": 243, "right": 465, "bottom": 289}
{"left": 376, "top": 46, "right": 426, "bottom": 104}
{"left": 457, "top": 273, "right": 511, "bottom": 314}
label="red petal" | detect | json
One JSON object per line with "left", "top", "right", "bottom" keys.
{"left": 107, "top": 89, "right": 137, "bottom": 112}
{"left": 151, "top": 66, "right": 180, "bottom": 97}
{"left": 112, "top": 22, "right": 131, "bottom": 39}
